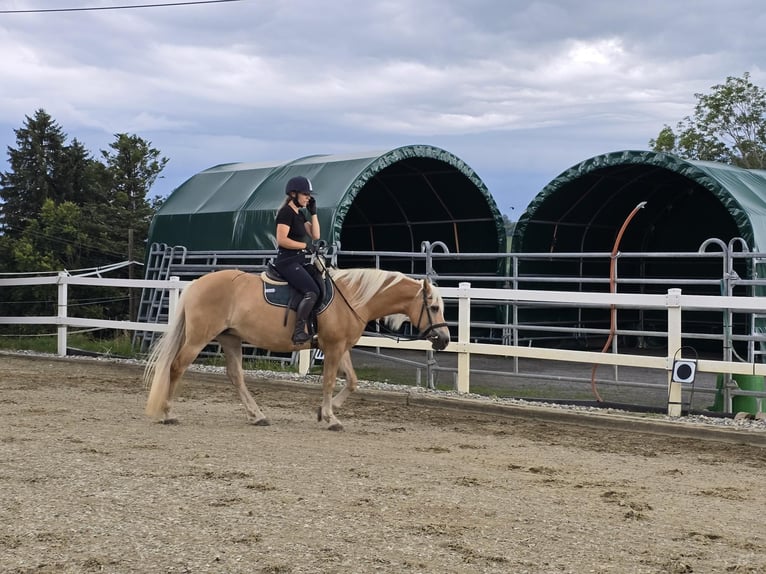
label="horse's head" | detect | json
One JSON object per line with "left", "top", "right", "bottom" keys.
{"left": 408, "top": 278, "right": 450, "bottom": 351}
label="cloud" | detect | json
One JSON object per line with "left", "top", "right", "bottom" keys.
{"left": 1, "top": 0, "right": 765, "bottom": 213}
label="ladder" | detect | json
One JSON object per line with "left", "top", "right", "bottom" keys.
{"left": 133, "top": 243, "right": 188, "bottom": 353}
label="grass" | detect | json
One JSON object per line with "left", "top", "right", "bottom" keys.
{"left": 0, "top": 332, "right": 294, "bottom": 373}
{"left": 0, "top": 331, "right": 137, "bottom": 357}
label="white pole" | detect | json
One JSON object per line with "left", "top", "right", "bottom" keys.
{"left": 298, "top": 349, "right": 311, "bottom": 375}
{"left": 456, "top": 281, "right": 471, "bottom": 393}
{"left": 666, "top": 288, "right": 683, "bottom": 417}
{"left": 57, "top": 272, "right": 68, "bottom": 357}
{"left": 168, "top": 276, "right": 180, "bottom": 320}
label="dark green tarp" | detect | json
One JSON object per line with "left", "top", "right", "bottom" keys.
{"left": 510, "top": 150, "right": 766, "bottom": 351}
{"left": 148, "top": 145, "right": 506, "bottom": 264}
{"left": 513, "top": 150, "right": 766, "bottom": 255}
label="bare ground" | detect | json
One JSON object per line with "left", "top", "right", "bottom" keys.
{"left": 1, "top": 353, "right": 765, "bottom": 574}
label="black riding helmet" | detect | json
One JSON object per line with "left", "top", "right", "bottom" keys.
{"left": 285, "top": 176, "right": 314, "bottom": 195}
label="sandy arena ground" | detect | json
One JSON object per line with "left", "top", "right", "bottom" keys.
{"left": 1, "top": 353, "right": 765, "bottom": 574}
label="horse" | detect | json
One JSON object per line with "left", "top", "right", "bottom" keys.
{"left": 144, "top": 266, "right": 450, "bottom": 430}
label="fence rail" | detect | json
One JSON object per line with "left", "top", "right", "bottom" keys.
{"left": 2, "top": 271, "right": 766, "bottom": 417}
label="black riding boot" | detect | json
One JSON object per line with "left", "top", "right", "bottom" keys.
{"left": 292, "top": 292, "right": 317, "bottom": 344}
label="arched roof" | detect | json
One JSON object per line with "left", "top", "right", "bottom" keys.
{"left": 149, "top": 145, "right": 505, "bottom": 264}
{"left": 513, "top": 150, "right": 766, "bottom": 254}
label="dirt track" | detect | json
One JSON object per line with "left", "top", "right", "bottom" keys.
{"left": 1, "top": 353, "right": 765, "bottom": 574}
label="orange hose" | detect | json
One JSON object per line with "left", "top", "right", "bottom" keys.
{"left": 590, "top": 202, "right": 647, "bottom": 402}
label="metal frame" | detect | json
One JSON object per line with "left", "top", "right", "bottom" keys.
{"left": 133, "top": 238, "right": 766, "bottom": 411}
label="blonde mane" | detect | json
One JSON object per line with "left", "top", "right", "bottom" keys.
{"left": 329, "top": 268, "right": 409, "bottom": 308}
{"left": 328, "top": 268, "right": 445, "bottom": 330}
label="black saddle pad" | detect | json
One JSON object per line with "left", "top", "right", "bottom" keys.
{"left": 262, "top": 271, "right": 334, "bottom": 313}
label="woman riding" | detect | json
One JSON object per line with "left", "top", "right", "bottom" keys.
{"left": 274, "top": 175, "right": 321, "bottom": 344}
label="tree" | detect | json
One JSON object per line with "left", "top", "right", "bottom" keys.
{"left": 1, "top": 117, "right": 168, "bottom": 270}
{"left": 58, "top": 138, "right": 101, "bottom": 207}
{"left": 11, "top": 199, "right": 87, "bottom": 271}
{"left": 0, "top": 112, "right": 169, "bottom": 326}
{"left": 649, "top": 73, "right": 766, "bottom": 168}
{"left": 94, "top": 133, "right": 169, "bottom": 265}
{"left": 0, "top": 199, "right": 86, "bottom": 323}
{"left": 0, "top": 110, "right": 100, "bottom": 239}
{"left": 0, "top": 109, "right": 65, "bottom": 236}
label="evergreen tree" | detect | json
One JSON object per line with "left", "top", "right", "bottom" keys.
{"left": 0, "top": 110, "right": 99, "bottom": 238}
{"left": 0, "top": 109, "right": 68, "bottom": 236}
{"left": 58, "top": 138, "right": 100, "bottom": 206}
{"left": 96, "top": 133, "right": 168, "bottom": 265}
{"left": 0, "top": 112, "right": 169, "bottom": 327}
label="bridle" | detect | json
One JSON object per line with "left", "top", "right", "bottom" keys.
{"left": 328, "top": 267, "right": 448, "bottom": 343}
{"left": 308, "top": 242, "right": 448, "bottom": 344}
{"left": 414, "top": 285, "right": 448, "bottom": 342}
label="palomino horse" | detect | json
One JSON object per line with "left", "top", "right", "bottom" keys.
{"left": 144, "top": 267, "right": 450, "bottom": 430}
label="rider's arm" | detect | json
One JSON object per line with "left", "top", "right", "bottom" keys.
{"left": 305, "top": 214, "right": 320, "bottom": 241}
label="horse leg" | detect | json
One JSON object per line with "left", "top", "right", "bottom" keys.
{"left": 217, "top": 335, "right": 270, "bottom": 426}
{"left": 162, "top": 342, "right": 207, "bottom": 424}
{"left": 318, "top": 347, "right": 344, "bottom": 431}
{"left": 330, "top": 350, "right": 358, "bottom": 411}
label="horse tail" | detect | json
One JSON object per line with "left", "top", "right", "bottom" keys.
{"left": 144, "top": 292, "right": 188, "bottom": 419}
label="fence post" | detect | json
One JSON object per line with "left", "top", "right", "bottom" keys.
{"left": 456, "top": 281, "right": 471, "bottom": 393}
{"left": 57, "top": 272, "right": 68, "bottom": 357}
{"left": 168, "top": 276, "right": 180, "bottom": 320}
{"left": 297, "top": 349, "right": 311, "bottom": 375}
{"left": 666, "top": 288, "right": 683, "bottom": 417}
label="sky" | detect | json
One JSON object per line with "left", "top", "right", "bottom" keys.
{"left": 1, "top": 0, "right": 765, "bottom": 217}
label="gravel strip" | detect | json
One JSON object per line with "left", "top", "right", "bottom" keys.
{"left": 6, "top": 349, "right": 766, "bottom": 435}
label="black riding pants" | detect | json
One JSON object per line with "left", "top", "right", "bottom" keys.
{"left": 274, "top": 251, "right": 320, "bottom": 297}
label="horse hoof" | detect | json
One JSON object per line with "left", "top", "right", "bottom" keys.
{"left": 251, "top": 418, "right": 271, "bottom": 426}
{"left": 160, "top": 418, "right": 179, "bottom": 425}
{"left": 328, "top": 423, "right": 344, "bottom": 432}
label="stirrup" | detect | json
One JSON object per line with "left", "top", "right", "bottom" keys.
{"left": 292, "top": 330, "right": 311, "bottom": 344}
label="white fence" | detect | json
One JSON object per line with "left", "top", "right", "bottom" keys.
{"left": 2, "top": 272, "right": 766, "bottom": 417}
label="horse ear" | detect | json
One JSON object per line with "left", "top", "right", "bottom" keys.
{"left": 423, "top": 278, "right": 432, "bottom": 294}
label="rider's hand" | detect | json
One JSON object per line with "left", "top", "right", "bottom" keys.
{"left": 307, "top": 197, "right": 317, "bottom": 216}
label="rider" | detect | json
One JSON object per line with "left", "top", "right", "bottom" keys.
{"left": 274, "top": 175, "right": 321, "bottom": 344}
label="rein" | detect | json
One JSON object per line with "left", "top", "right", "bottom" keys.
{"left": 360, "top": 282, "right": 448, "bottom": 343}
{"left": 312, "top": 255, "right": 372, "bottom": 329}
{"left": 321, "top": 259, "right": 446, "bottom": 342}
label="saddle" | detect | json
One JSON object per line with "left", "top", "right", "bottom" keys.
{"left": 261, "top": 262, "right": 334, "bottom": 333}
